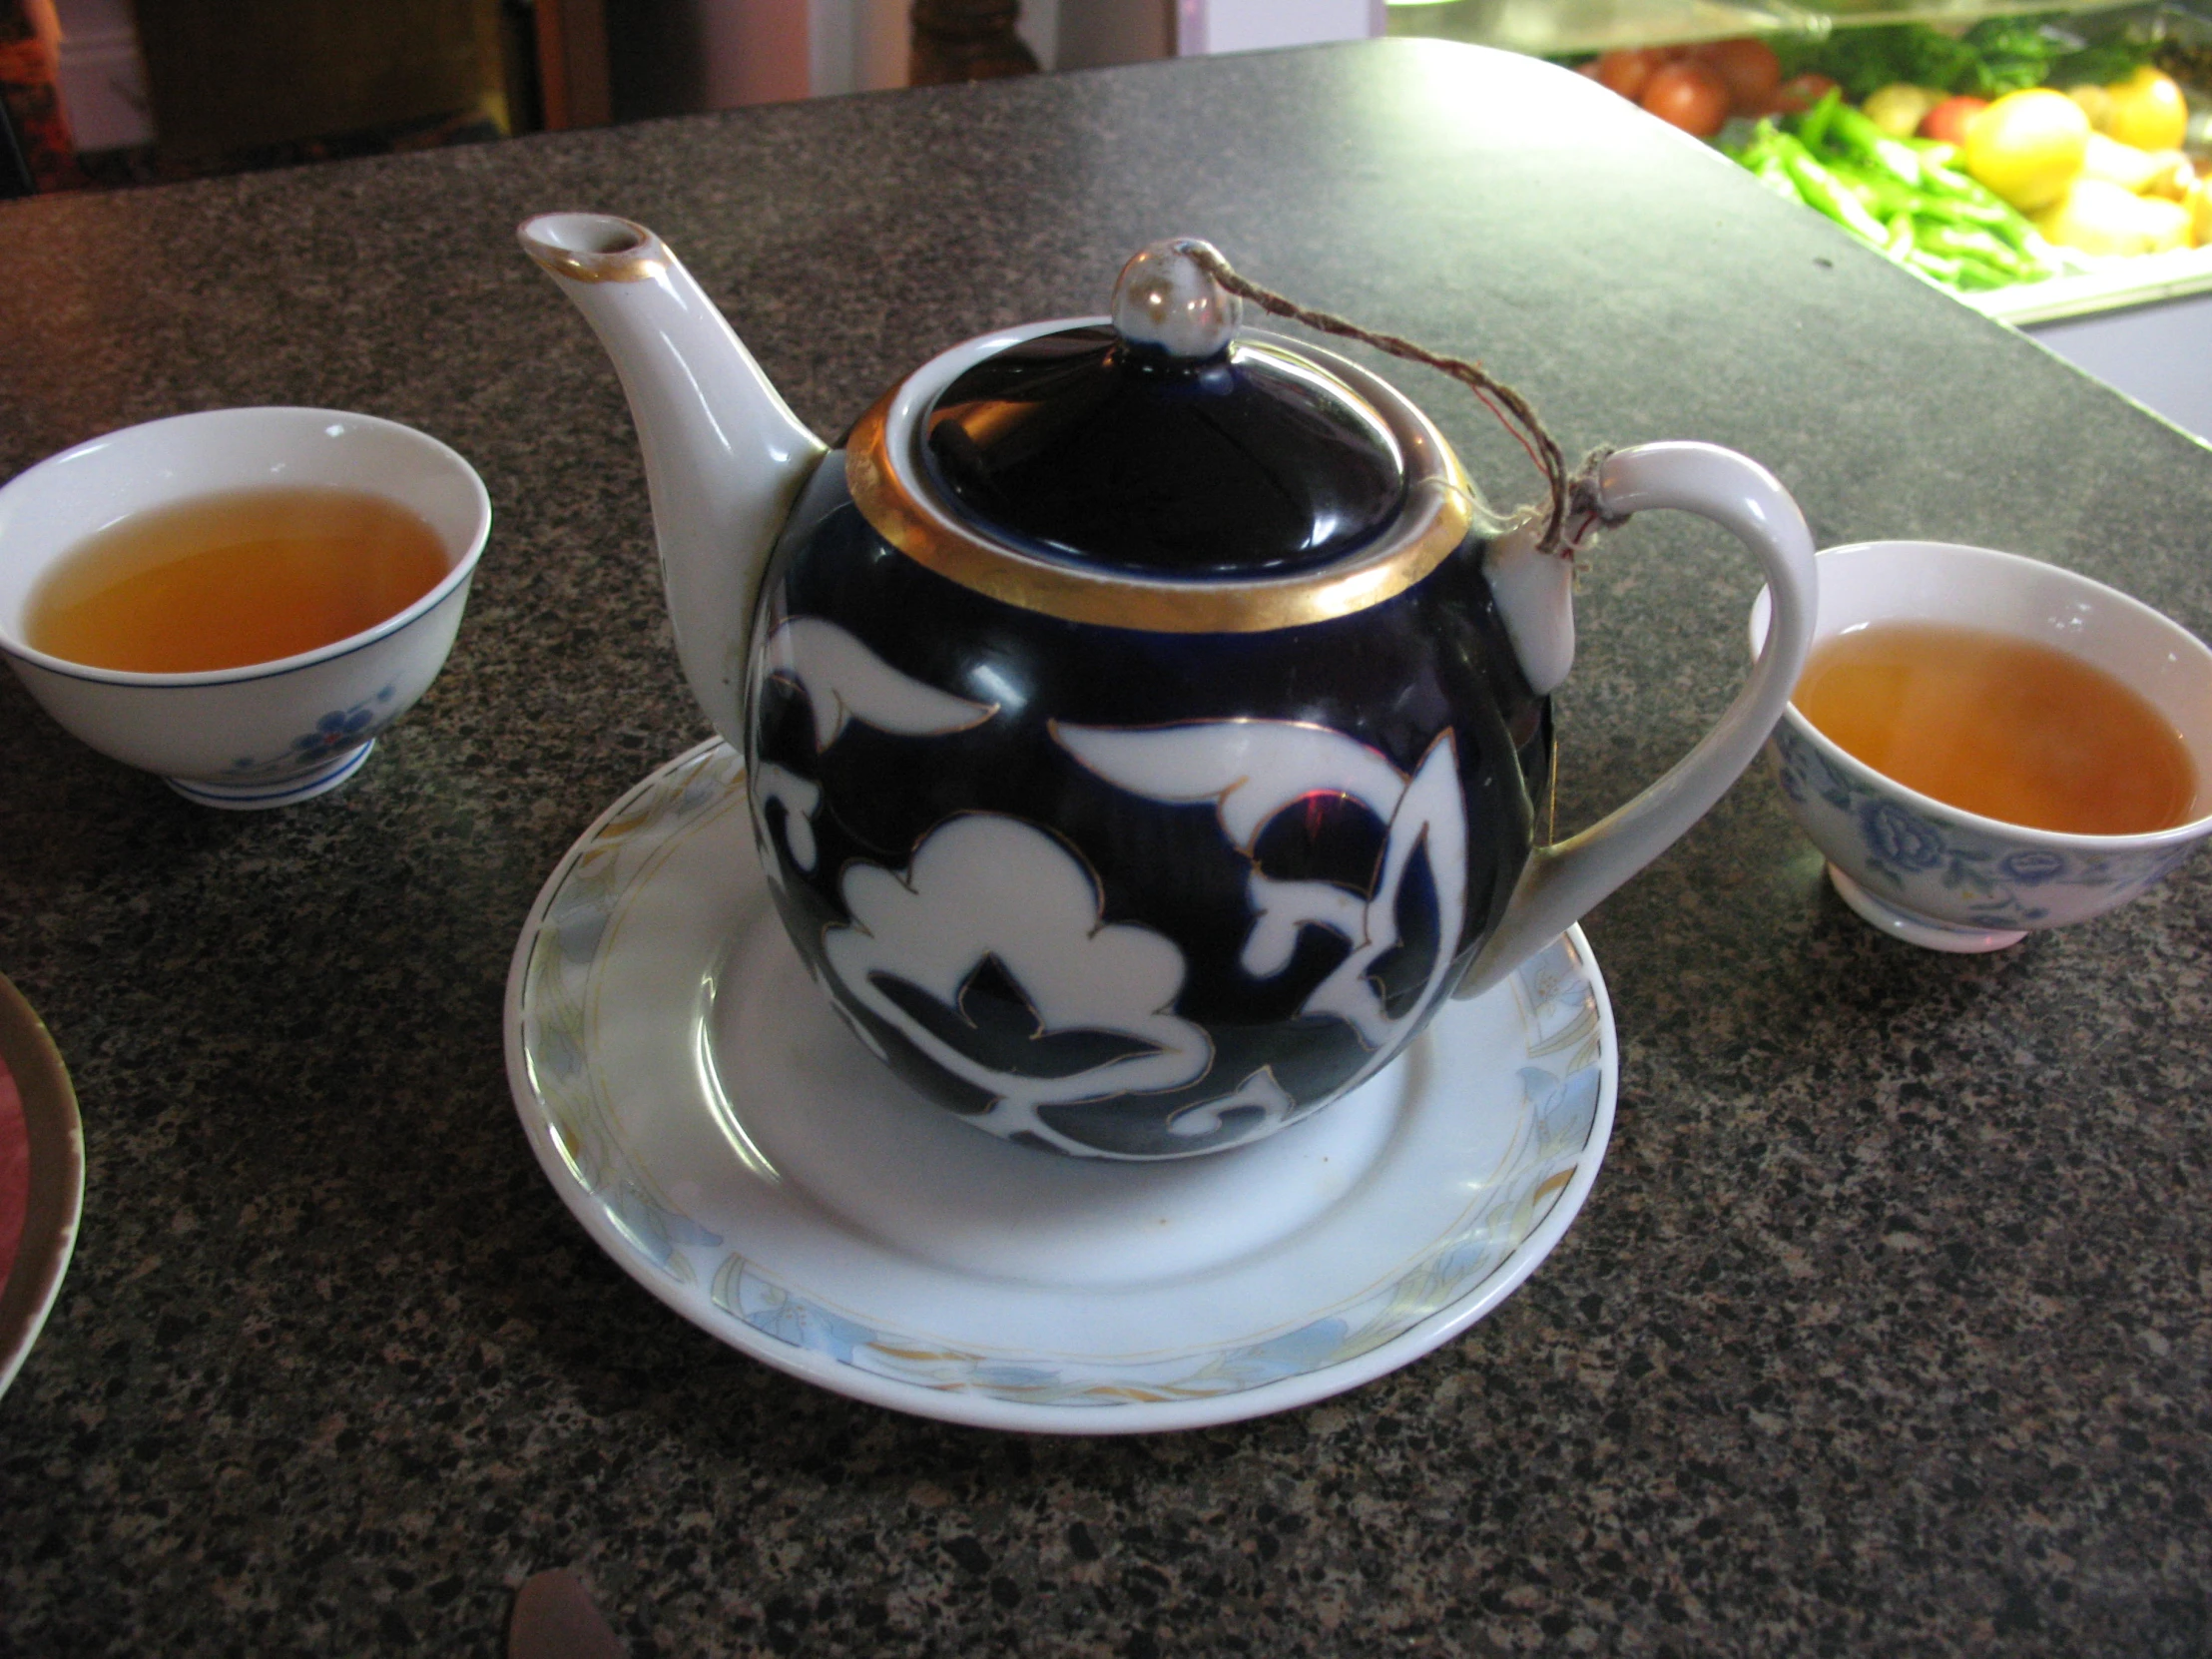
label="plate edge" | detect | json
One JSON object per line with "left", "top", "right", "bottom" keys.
{"left": 0, "top": 969, "right": 86, "bottom": 1398}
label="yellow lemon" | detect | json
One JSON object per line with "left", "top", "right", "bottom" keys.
{"left": 2104, "top": 66, "right": 2188, "bottom": 154}
{"left": 1963, "top": 89, "right": 2091, "bottom": 212}
{"left": 2066, "top": 83, "right": 2114, "bottom": 131}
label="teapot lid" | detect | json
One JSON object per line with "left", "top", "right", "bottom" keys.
{"left": 916, "top": 242, "right": 1408, "bottom": 579}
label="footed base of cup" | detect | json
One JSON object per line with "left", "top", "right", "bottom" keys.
{"left": 166, "top": 740, "right": 375, "bottom": 811}
{"left": 1827, "top": 864, "right": 2026, "bottom": 953}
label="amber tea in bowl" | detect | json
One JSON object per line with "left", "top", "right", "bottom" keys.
{"left": 0, "top": 408, "right": 489, "bottom": 809}
{"left": 26, "top": 485, "right": 451, "bottom": 675}
{"left": 1749, "top": 540, "right": 2212, "bottom": 952}
{"left": 1792, "top": 621, "right": 2196, "bottom": 838}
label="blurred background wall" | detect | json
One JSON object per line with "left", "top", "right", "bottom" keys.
{"left": 11, "top": 0, "right": 1380, "bottom": 192}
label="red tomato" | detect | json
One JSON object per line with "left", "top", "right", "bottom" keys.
{"left": 1690, "top": 37, "right": 1782, "bottom": 115}
{"left": 1588, "top": 48, "right": 1670, "bottom": 103}
{"left": 1919, "top": 96, "right": 1988, "bottom": 146}
{"left": 1640, "top": 61, "right": 1732, "bottom": 137}
{"left": 1761, "top": 72, "right": 1839, "bottom": 116}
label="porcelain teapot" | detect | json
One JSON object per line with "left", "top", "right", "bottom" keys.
{"left": 520, "top": 214, "right": 1817, "bottom": 1161}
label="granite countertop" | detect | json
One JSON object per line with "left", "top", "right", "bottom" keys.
{"left": 3, "top": 38, "right": 2209, "bottom": 1658}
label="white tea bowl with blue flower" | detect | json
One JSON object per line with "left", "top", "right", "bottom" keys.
{"left": 0, "top": 408, "right": 488, "bottom": 809}
{"left": 1750, "top": 539, "right": 2212, "bottom": 951}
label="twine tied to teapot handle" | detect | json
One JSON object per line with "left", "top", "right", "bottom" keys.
{"left": 1180, "top": 245, "right": 1626, "bottom": 561}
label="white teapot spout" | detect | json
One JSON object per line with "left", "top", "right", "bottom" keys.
{"left": 519, "top": 213, "right": 828, "bottom": 747}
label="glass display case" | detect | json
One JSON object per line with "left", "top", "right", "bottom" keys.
{"left": 1382, "top": 0, "right": 2155, "bottom": 59}
{"left": 1385, "top": 0, "right": 2212, "bottom": 433}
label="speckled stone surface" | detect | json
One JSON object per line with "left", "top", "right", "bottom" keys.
{"left": 3, "top": 39, "right": 2209, "bottom": 1658}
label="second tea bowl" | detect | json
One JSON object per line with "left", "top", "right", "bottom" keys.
{"left": 1749, "top": 539, "right": 2212, "bottom": 951}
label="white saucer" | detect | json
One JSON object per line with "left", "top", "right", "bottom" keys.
{"left": 504, "top": 741, "right": 1618, "bottom": 1433}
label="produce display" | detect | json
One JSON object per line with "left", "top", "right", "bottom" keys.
{"left": 1575, "top": 16, "right": 2211, "bottom": 295}
{"left": 1735, "top": 94, "right": 2057, "bottom": 289}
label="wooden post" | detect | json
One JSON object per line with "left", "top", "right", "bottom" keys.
{"left": 909, "top": 0, "right": 1037, "bottom": 86}
{"left": 535, "top": 0, "right": 610, "bottom": 129}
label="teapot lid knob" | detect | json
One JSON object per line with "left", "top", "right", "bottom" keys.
{"left": 1111, "top": 239, "right": 1241, "bottom": 360}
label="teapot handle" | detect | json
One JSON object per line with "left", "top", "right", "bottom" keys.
{"left": 1455, "top": 440, "right": 1819, "bottom": 999}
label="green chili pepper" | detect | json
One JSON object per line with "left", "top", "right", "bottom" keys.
{"left": 1903, "top": 137, "right": 1961, "bottom": 166}
{"left": 1883, "top": 158, "right": 2041, "bottom": 253}
{"left": 1795, "top": 87, "right": 1843, "bottom": 153}
{"left": 1735, "top": 118, "right": 1783, "bottom": 153}
{"left": 1984, "top": 213, "right": 2035, "bottom": 256}
{"left": 1825, "top": 100, "right": 1927, "bottom": 190}
{"left": 1926, "top": 186, "right": 2040, "bottom": 257}
{"left": 1917, "top": 221, "right": 2036, "bottom": 276}
{"left": 1905, "top": 247, "right": 1965, "bottom": 283}
{"left": 1895, "top": 139, "right": 1989, "bottom": 197}
{"left": 1916, "top": 158, "right": 1990, "bottom": 202}
{"left": 1910, "top": 243, "right": 2021, "bottom": 290}
{"left": 1947, "top": 257, "right": 2020, "bottom": 291}
{"left": 1730, "top": 120, "right": 1808, "bottom": 205}
{"left": 1729, "top": 119, "right": 1782, "bottom": 170}
{"left": 1776, "top": 133, "right": 1890, "bottom": 246}
{"left": 1825, "top": 155, "right": 1918, "bottom": 220}
{"left": 1753, "top": 160, "right": 1803, "bottom": 203}
{"left": 1918, "top": 192, "right": 2012, "bottom": 229}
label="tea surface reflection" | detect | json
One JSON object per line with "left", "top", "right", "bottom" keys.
{"left": 1794, "top": 620, "right": 2196, "bottom": 837}
{"left": 27, "top": 485, "right": 450, "bottom": 674}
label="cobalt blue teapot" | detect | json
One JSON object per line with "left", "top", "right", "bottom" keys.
{"left": 521, "top": 215, "right": 1818, "bottom": 1160}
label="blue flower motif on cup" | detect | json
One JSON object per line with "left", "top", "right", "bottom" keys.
{"left": 292, "top": 704, "right": 377, "bottom": 757}
{"left": 1773, "top": 753, "right": 1807, "bottom": 807}
{"left": 1858, "top": 799, "right": 1946, "bottom": 874}
{"left": 1995, "top": 848, "right": 2071, "bottom": 886}
{"left": 1771, "top": 723, "right": 1855, "bottom": 813}
{"left": 2143, "top": 841, "right": 2199, "bottom": 886}
{"left": 222, "top": 686, "right": 399, "bottom": 782}
{"left": 1772, "top": 711, "right": 2207, "bottom": 937}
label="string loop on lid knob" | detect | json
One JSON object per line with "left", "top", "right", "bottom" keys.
{"left": 1172, "top": 243, "right": 1623, "bottom": 560}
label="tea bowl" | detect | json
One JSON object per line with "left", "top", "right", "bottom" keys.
{"left": 1749, "top": 539, "right": 2212, "bottom": 951}
{"left": 0, "top": 407, "right": 489, "bottom": 809}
